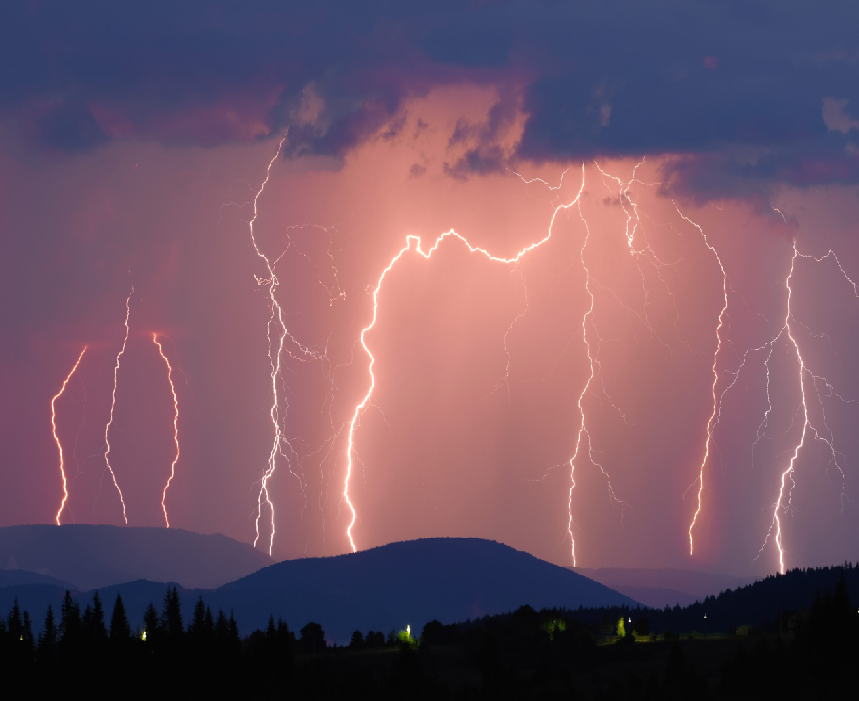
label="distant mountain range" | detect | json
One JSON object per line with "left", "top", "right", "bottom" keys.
{"left": 0, "top": 528, "right": 636, "bottom": 642}
{"left": 576, "top": 567, "right": 756, "bottom": 608}
{"left": 0, "top": 524, "right": 271, "bottom": 589}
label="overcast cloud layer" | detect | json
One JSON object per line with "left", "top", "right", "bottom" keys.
{"left": 2, "top": 1, "right": 859, "bottom": 195}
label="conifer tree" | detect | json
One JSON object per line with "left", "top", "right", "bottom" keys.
{"left": 215, "top": 609, "right": 229, "bottom": 642}
{"left": 189, "top": 596, "right": 207, "bottom": 641}
{"left": 161, "top": 587, "right": 184, "bottom": 643}
{"left": 90, "top": 591, "right": 107, "bottom": 643}
{"left": 59, "top": 590, "right": 81, "bottom": 649}
{"left": 110, "top": 594, "right": 131, "bottom": 642}
{"left": 39, "top": 605, "right": 57, "bottom": 662}
{"left": 82, "top": 603, "right": 94, "bottom": 640}
{"left": 143, "top": 602, "right": 159, "bottom": 643}
{"left": 228, "top": 611, "right": 240, "bottom": 652}
{"left": 204, "top": 606, "right": 214, "bottom": 638}
{"left": 8, "top": 598, "right": 22, "bottom": 639}
{"left": 21, "top": 611, "right": 34, "bottom": 654}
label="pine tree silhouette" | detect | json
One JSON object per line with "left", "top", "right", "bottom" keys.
{"left": 161, "top": 586, "right": 184, "bottom": 646}
{"left": 143, "top": 602, "right": 159, "bottom": 645}
{"left": 38, "top": 605, "right": 57, "bottom": 663}
{"left": 215, "top": 609, "right": 229, "bottom": 643}
{"left": 110, "top": 594, "right": 131, "bottom": 642}
{"left": 90, "top": 591, "right": 107, "bottom": 644}
{"left": 228, "top": 611, "right": 240, "bottom": 654}
{"left": 8, "top": 598, "right": 22, "bottom": 640}
{"left": 21, "top": 611, "right": 34, "bottom": 656}
{"left": 59, "top": 591, "right": 81, "bottom": 655}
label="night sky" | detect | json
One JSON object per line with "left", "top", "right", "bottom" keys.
{"left": 2, "top": 1, "right": 858, "bottom": 576}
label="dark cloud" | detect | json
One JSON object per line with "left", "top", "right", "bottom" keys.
{"left": 2, "top": 1, "right": 859, "bottom": 195}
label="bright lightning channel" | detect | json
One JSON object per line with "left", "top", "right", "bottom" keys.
{"left": 53, "top": 347, "right": 87, "bottom": 525}
{"left": 154, "top": 334, "right": 180, "bottom": 528}
{"left": 752, "top": 240, "right": 854, "bottom": 574}
{"left": 246, "top": 134, "right": 326, "bottom": 556}
{"left": 103, "top": 287, "right": 133, "bottom": 525}
{"left": 343, "top": 165, "right": 588, "bottom": 559}
{"left": 674, "top": 207, "right": 730, "bottom": 556}
{"left": 249, "top": 136, "right": 288, "bottom": 555}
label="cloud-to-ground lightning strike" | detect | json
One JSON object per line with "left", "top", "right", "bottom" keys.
{"left": 566, "top": 192, "right": 596, "bottom": 567}
{"left": 53, "top": 347, "right": 87, "bottom": 525}
{"left": 154, "top": 335, "right": 180, "bottom": 528}
{"left": 246, "top": 135, "right": 332, "bottom": 555}
{"left": 343, "top": 166, "right": 588, "bottom": 557}
{"left": 248, "top": 136, "right": 289, "bottom": 555}
{"left": 236, "top": 136, "right": 352, "bottom": 556}
{"left": 675, "top": 208, "right": 730, "bottom": 556}
{"left": 768, "top": 244, "right": 808, "bottom": 575}
{"left": 740, "top": 240, "right": 856, "bottom": 574}
{"left": 103, "top": 287, "right": 133, "bottom": 525}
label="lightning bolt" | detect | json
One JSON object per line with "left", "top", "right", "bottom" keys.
{"left": 153, "top": 334, "right": 180, "bottom": 528}
{"left": 566, "top": 190, "right": 596, "bottom": 567}
{"left": 103, "top": 286, "right": 133, "bottom": 525}
{"left": 752, "top": 240, "right": 855, "bottom": 574}
{"left": 674, "top": 208, "right": 730, "bottom": 556}
{"left": 770, "top": 246, "right": 807, "bottom": 575}
{"left": 53, "top": 347, "right": 87, "bottom": 526}
{"left": 248, "top": 136, "right": 289, "bottom": 555}
{"left": 246, "top": 134, "right": 331, "bottom": 555}
{"left": 343, "top": 165, "right": 588, "bottom": 555}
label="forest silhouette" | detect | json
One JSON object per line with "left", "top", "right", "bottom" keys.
{"left": 1, "top": 565, "right": 857, "bottom": 698}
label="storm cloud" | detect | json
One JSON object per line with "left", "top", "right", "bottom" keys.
{"left": 2, "top": 1, "right": 858, "bottom": 194}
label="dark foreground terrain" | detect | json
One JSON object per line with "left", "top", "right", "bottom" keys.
{"left": 1, "top": 564, "right": 857, "bottom": 699}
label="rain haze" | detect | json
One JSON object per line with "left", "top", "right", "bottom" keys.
{"left": 2, "top": 1, "right": 859, "bottom": 579}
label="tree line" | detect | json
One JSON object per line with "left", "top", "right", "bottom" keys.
{"left": 2, "top": 569, "right": 858, "bottom": 698}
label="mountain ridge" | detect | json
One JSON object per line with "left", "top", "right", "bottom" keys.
{"left": 0, "top": 524, "right": 271, "bottom": 590}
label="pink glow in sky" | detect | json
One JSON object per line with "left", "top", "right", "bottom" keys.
{"left": 2, "top": 78, "right": 859, "bottom": 577}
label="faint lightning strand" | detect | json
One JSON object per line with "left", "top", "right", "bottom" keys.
{"left": 104, "top": 287, "right": 133, "bottom": 525}
{"left": 247, "top": 134, "right": 320, "bottom": 555}
{"left": 53, "top": 347, "right": 87, "bottom": 525}
{"left": 249, "top": 136, "right": 289, "bottom": 555}
{"left": 344, "top": 166, "right": 587, "bottom": 555}
{"left": 154, "top": 334, "right": 180, "bottom": 528}
{"left": 674, "top": 206, "right": 729, "bottom": 556}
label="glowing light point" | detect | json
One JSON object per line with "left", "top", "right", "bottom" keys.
{"left": 53, "top": 347, "right": 87, "bottom": 525}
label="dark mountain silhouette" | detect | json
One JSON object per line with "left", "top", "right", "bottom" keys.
{"left": 0, "top": 569, "right": 75, "bottom": 590}
{"left": 576, "top": 567, "right": 755, "bottom": 608}
{"left": 208, "top": 538, "right": 638, "bottom": 642}
{"left": 0, "top": 524, "right": 271, "bottom": 589}
{"left": 0, "top": 537, "right": 636, "bottom": 641}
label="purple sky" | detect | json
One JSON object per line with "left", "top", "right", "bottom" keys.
{"left": 2, "top": 1, "right": 859, "bottom": 575}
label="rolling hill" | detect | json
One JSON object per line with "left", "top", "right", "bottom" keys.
{"left": 0, "top": 536, "right": 636, "bottom": 642}
{"left": 576, "top": 567, "right": 756, "bottom": 608}
{"left": 209, "top": 538, "right": 638, "bottom": 642}
{"left": 0, "top": 524, "right": 272, "bottom": 590}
